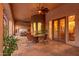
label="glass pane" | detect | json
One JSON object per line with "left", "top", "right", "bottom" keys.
{"left": 54, "top": 20, "right": 58, "bottom": 39}
{"left": 38, "top": 22, "right": 42, "bottom": 34}
{"left": 68, "top": 15, "right": 75, "bottom": 41}
{"left": 33, "top": 22, "right": 36, "bottom": 35}
{"left": 59, "top": 18, "right": 65, "bottom": 41}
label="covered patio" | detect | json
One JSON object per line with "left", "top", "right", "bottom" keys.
{"left": 0, "top": 3, "right": 79, "bottom": 56}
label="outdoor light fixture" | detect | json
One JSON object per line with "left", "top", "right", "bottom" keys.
{"left": 38, "top": 10, "right": 42, "bottom": 14}
{"left": 36, "top": 4, "right": 49, "bottom": 14}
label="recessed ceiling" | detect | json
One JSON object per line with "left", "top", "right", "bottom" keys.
{"left": 10, "top": 3, "right": 63, "bottom": 21}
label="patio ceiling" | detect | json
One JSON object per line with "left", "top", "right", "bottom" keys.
{"left": 10, "top": 3, "right": 63, "bottom": 22}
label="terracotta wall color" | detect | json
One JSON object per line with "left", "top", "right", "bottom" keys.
{"left": 0, "top": 4, "right": 3, "bottom": 55}
{"left": 46, "top": 4, "right": 79, "bottom": 47}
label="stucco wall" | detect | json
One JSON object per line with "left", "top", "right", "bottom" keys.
{"left": 46, "top": 4, "right": 79, "bottom": 47}
{"left": 0, "top": 4, "right": 3, "bottom": 55}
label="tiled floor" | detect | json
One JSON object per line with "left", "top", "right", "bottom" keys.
{"left": 12, "top": 36, "right": 79, "bottom": 56}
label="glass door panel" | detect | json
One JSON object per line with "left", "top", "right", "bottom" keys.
{"left": 54, "top": 20, "right": 58, "bottom": 40}
{"left": 33, "top": 22, "right": 36, "bottom": 35}
{"left": 38, "top": 22, "right": 42, "bottom": 34}
{"left": 59, "top": 18, "right": 65, "bottom": 42}
{"left": 68, "top": 15, "right": 75, "bottom": 41}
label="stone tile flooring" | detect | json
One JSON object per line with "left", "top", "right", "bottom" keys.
{"left": 12, "top": 36, "right": 79, "bottom": 56}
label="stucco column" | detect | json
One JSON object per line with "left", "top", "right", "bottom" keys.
{"left": 3, "top": 3, "right": 14, "bottom": 36}
{"left": 0, "top": 4, "right": 3, "bottom": 55}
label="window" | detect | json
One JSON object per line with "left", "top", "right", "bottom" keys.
{"left": 32, "top": 22, "right": 42, "bottom": 35}
{"left": 38, "top": 22, "right": 42, "bottom": 34}
{"left": 33, "top": 22, "right": 36, "bottom": 35}
{"left": 68, "top": 15, "right": 75, "bottom": 41}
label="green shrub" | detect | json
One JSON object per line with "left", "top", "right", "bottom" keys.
{"left": 3, "top": 36, "right": 18, "bottom": 56}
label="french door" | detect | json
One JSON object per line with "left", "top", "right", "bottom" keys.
{"left": 53, "top": 17, "right": 66, "bottom": 42}
{"left": 59, "top": 18, "right": 66, "bottom": 42}
{"left": 53, "top": 20, "right": 58, "bottom": 40}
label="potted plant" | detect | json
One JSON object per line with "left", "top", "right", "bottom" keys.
{"left": 3, "top": 35, "right": 18, "bottom": 56}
